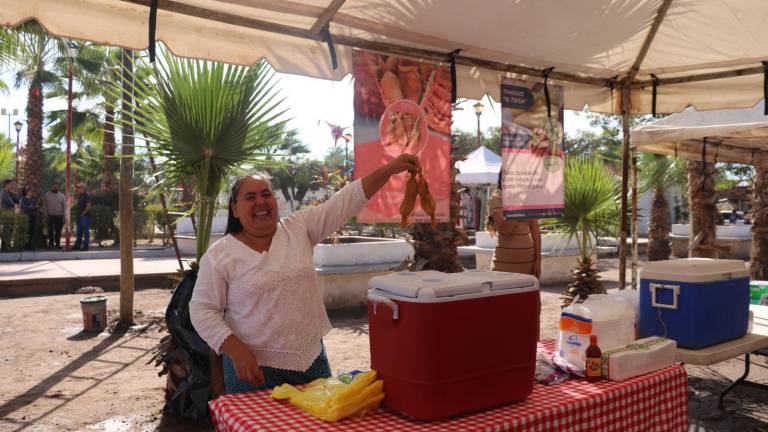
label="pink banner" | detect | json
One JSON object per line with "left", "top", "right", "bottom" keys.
{"left": 352, "top": 51, "right": 451, "bottom": 224}
{"left": 500, "top": 79, "right": 565, "bottom": 219}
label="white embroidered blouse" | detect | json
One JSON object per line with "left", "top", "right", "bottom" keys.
{"left": 190, "top": 180, "right": 368, "bottom": 371}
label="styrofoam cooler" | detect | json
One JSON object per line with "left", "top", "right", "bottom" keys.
{"left": 367, "top": 270, "right": 539, "bottom": 420}
{"left": 638, "top": 258, "right": 749, "bottom": 349}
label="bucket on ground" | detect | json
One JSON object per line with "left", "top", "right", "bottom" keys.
{"left": 80, "top": 295, "right": 107, "bottom": 332}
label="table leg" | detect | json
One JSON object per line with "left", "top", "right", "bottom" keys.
{"left": 717, "top": 353, "right": 768, "bottom": 409}
{"left": 718, "top": 353, "right": 750, "bottom": 409}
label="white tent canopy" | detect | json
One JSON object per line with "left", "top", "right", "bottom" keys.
{"left": 3, "top": 0, "right": 768, "bottom": 114}
{"left": 455, "top": 146, "right": 501, "bottom": 185}
{"left": 632, "top": 101, "right": 768, "bottom": 169}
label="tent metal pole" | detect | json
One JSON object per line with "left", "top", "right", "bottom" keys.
{"left": 631, "top": 148, "right": 639, "bottom": 290}
{"left": 619, "top": 0, "right": 671, "bottom": 289}
{"left": 619, "top": 85, "right": 631, "bottom": 289}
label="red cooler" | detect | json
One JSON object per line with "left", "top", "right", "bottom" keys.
{"left": 367, "top": 270, "right": 539, "bottom": 420}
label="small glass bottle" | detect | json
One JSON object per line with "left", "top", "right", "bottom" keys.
{"left": 585, "top": 334, "right": 603, "bottom": 383}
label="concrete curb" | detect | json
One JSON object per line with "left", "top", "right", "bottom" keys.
{"left": 0, "top": 247, "right": 180, "bottom": 262}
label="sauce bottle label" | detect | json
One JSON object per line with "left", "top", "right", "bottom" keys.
{"left": 586, "top": 358, "right": 602, "bottom": 377}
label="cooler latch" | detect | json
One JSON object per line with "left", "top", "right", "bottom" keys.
{"left": 650, "top": 283, "right": 679, "bottom": 310}
{"left": 368, "top": 293, "right": 399, "bottom": 320}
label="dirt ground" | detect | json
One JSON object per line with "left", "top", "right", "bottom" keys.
{"left": 1, "top": 259, "right": 768, "bottom": 431}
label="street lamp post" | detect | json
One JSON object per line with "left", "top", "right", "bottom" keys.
{"left": 342, "top": 133, "right": 353, "bottom": 173}
{"left": 473, "top": 101, "right": 486, "bottom": 231}
{"left": 473, "top": 102, "right": 484, "bottom": 148}
{"left": 64, "top": 42, "right": 78, "bottom": 251}
{"left": 1, "top": 108, "right": 18, "bottom": 139}
{"left": 13, "top": 121, "right": 22, "bottom": 189}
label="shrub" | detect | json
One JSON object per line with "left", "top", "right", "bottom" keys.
{"left": 90, "top": 204, "right": 118, "bottom": 243}
{"left": 133, "top": 208, "right": 152, "bottom": 239}
{"left": 0, "top": 210, "right": 29, "bottom": 251}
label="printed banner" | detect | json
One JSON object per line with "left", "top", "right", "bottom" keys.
{"left": 500, "top": 79, "right": 565, "bottom": 219}
{"left": 352, "top": 50, "right": 451, "bottom": 224}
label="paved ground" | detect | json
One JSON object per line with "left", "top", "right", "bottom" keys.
{"left": 0, "top": 257, "right": 766, "bottom": 431}
{"left": 0, "top": 257, "right": 184, "bottom": 281}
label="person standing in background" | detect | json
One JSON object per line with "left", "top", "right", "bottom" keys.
{"left": 43, "top": 182, "right": 66, "bottom": 249}
{"left": 73, "top": 183, "right": 92, "bottom": 251}
{"left": 20, "top": 186, "right": 41, "bottom": 249}
{"left": 486, "top": 172, "right": 541, "bottom": 278}
{"left": 1, "top": 179, "right": 18, "bottom": 211}
{"left": 0, "top": 179, "right": 19, "bottom": 251}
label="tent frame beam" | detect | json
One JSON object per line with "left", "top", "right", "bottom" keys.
{"left": 631, "top": 65, "right": 765, "bottom": 88}
{"left": 637, "top": 140, "right": 768, "bottom": 169}
{"left": 309, "top": 0, "right": 347, "bottom": 35}
{"left": 117, "top": 0, "right": 609, "bottom": 87}
{"left": 118, "top": 0, "right": 766, "bottom": 91}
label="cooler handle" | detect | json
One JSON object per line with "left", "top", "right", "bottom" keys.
{"left": 368, "top": 294, "right": 399, "bottom": 320}
{"left": 650, "top": 283, "right": 679, "bottom": 310}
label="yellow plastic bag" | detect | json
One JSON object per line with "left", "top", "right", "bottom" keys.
{"left": 270, "top": 370, "right": 385, "bottom": 422}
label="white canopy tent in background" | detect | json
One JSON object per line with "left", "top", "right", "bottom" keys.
{"left": 4, "top": 0, "right": 768, "bottom": 289}
{"left": 631, "top": 101, "right": 768, "bottom": 272}
{"left": 632, "top": 101, "right": 768, "bottom": 169}
{"left": 455, "top": 146, "right": 501, "bottom": 186}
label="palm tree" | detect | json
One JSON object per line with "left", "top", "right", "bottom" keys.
{"left": 117, "top": 51, "right": 288, "bottom": 261}
{"left": 638, "top": 153, "right": 678, "bottom": 261}
{"left": 272, "top": 158, "right": 320, "bottom": 210}
{"left": 687, "top": 160, "right": 718, "bottom": 258}
{"left": 750, "top": 165, "right": 768, "bottom": 279}
{"left": 265, "top": 131, "right": 315, "bottom": 210}
{"left": 49, "top": 45, "right": 123, "bottom": 192}
{"left": 0, "top": 22, "right": 70, "bottom": 194}
{"left": 550, "top": 157, "right": 620, "bottom": 306}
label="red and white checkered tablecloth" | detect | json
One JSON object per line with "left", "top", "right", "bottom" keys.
{"left": 209, "top": 340, "right": 688, "bottom": 432}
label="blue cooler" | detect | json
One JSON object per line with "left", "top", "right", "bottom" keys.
{"left": 638, "top": 258, "right": 749, "bottom": 349}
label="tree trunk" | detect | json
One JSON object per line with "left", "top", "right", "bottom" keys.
{"left": 181, "top": 179, "right": 197, "bottom": 235}
{"left": 687, "top": 160, "right": 718, "bottom": 258}
{"left": 647, "top": 186, "right": 671, "bottom": 261}
{"left": 24, "top": 85, "right": 44, "bottom": 193}
{"left": 119, "top": 49, "right": 135, "bottom": 325}
{"left": 408, "top": 160, "right": 467, "bottom": 273}
{"left": 101, "top": 106, "right": 118, "bottom": 192}
{"left": 750, "top": 165, "right": 768, "bottom": 279}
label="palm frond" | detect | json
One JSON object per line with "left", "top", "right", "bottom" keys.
{"left": 638, "top": 152, "right": 676, "bottom": 193}
{"left": 547, "top": 157, "right": 620, "bottom": 260}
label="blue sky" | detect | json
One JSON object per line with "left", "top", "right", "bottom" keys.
{"left": 0, "top": 70, "right": 593, "bottom": 158}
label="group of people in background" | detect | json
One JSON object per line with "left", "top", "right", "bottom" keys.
{"left": 0, "top": 180, "right": 91, "bottom": 251}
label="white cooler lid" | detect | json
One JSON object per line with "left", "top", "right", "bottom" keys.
{"left": 368, "top": 270, "right": 538, "bottom": 301}
{"left": 640, "top": 258, "right": 749, "bottom": 283}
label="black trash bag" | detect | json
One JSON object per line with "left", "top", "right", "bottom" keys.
{"left": 164, "top": 268, "right": 214, "bottom": 421}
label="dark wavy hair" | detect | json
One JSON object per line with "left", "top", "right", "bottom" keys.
{"left": 487, "top": 170, "right": 504, "bottom": 235}
{"left": 225, "top": 172, "right": 274, "bottom": 234}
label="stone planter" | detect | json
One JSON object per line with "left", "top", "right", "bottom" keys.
{"left": 313, "top": 236, "right": 411, "bottom": 267}
{"left": 474, "top": 231, "right": 582, "bottom": 255}
{"left": 315, "top": 236, "right": 412, "bottom": 310}
{"left": 670, "top": 223, "right": 752, "bottom": 260}
{"left": 175, "top": 209, "right": 228, "bottom": 256}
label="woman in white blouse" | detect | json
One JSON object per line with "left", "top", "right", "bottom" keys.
{"left": 190, "top": 153, "right": 421, "bottom": 394}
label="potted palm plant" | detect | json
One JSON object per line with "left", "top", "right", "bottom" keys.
{"left": 119, "top": 51, "right": 287, "bottom": 261}
{"left": 549, "top": 157, "right": 620, "bottom": 306}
